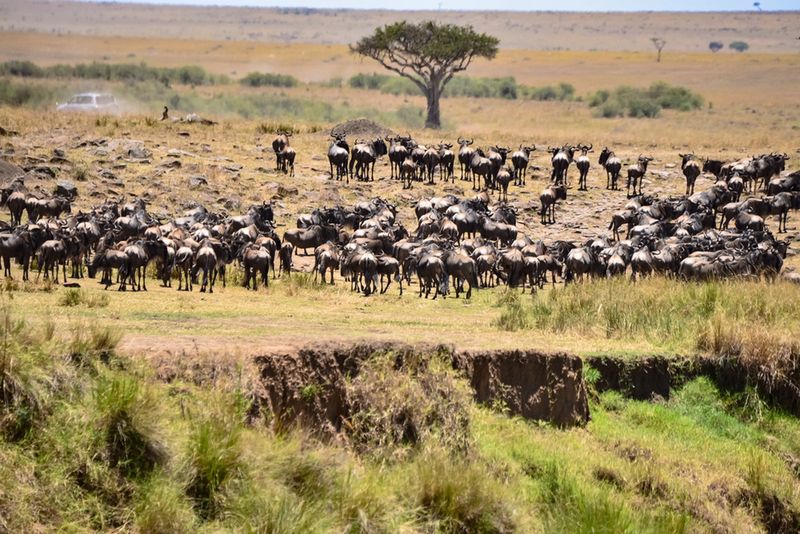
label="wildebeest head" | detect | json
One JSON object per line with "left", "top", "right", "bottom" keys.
{"left": 598, "top": 147, "right": 614, "bottom": 166}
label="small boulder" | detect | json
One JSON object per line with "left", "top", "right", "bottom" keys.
{"left": 54, "top": 180, "right": 78, "bottom": 200}
{"left": 188, "top": 175, "right": 208, "bottom": 188}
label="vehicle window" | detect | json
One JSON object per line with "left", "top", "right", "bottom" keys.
{"left": 76, "top": 95, "right": 94, "bottom": 104}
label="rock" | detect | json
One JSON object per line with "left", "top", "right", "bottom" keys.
{"left": 26, "top": 166, "right": 57, "bottom": 179}
{"left": 256, "top": 167, "right": 270, "bottom": 173}
{"left": 274, "top": 184, "right": 299, "bottom": 198}
{"left": 54, "top": 180, "right": 78, "bottom": 199}
{"left": 223, "top": 164, "right": 243, "bottom": 173}
{"left": 159, "top": 159, "right": 181, "bottom": 169}
{"left": 0, "top": 159, "right": 25, "bottom": 182}
{"left": 221, "top": 197, "right": 241, "bottom": 210}
{"left": 664, "top": 163, "right": 677, "bottom": 169}
{"left": 126, "top": 144, "right": 151, "bottom": 160}
{"left": 167, "top": 149, "right": 182, "bottom": 157}
{"left": 0, "top": 126, "right": 19, "bottom": 136}
{"left": 177, "top": 131, "right": 191, "bottom": 137}
{"left": 100, "top": 169, "right": 117, "bottom": 180}
{"left": 188, "top": 175, "right": 208, "bottom": 188}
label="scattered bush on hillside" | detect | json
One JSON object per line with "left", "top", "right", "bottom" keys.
{"left": 0, "top": 60, "right": 226, "bottom": 86}
{"left": 730, "top": 41, "right": 750, "bottom": 53}
{"left": 709, "top": 41, "right": 724, "bottom": 53}
{"left": 240, "top": 72, "right": 299, "bottom": 88}
{"left": 347, "top": 72, "right": 575, "bottom": 101}
{"left": 588, "top": 82, "right": 703, "bottom": 118}
{"left": 346, "top": 352, "right": 472, "bottom": 459}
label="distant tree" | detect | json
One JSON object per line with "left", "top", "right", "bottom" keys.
{"left": 651, "top": 37, "right": 667, "bottom": 63}
{"left": 729, "top": 41, "right": 750, "bottom": 53}
{"left": 709, "top": 41, "right": 724, "bottom": 53}
{"left": 351, "top": 21, "right": 499, "bottom": 129}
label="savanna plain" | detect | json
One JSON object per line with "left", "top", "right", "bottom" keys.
{"left": 0, "top": 2, "right": 799, "bottom": 533}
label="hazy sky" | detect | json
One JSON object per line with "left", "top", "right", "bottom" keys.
{"left": 91, "top": 0, "right": 797, "bottom": 11}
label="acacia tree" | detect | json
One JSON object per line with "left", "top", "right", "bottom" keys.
{"left": 351, "top": 21, "right": 499, "bottom": 129}
{"left": 651, "top": 37, "right": 667, "bottom": 63}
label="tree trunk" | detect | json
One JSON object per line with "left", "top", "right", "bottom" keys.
{"left": 424, "top": 85, "right": 441, "bottom": 129}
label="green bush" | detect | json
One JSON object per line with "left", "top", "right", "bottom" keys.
{"left": 0, "top": 60, "right": 224, "bottom": 85}
{"left": 185, "top": 394, "right": 246, "bottom": 519}
{"left": 240, "top": 72, "right": 299, "bottom": 88}
{"left": 588, "top": 82, "right": 703, "bottom": 118}
{"left": 0, "top": 78, "right": 64, "bottom": 108}
{"left": 0, "top": 60, "right": 44, "bottom": 77}
{"left": 348, "top": 72, "right": 391, "bottom": 90}
{"left": 379, "top": 76, "right": 422, "bottom": 96}
{"left": 93, "top": 371, "right": 166, "bottom": 478}
{"left": 729, "top": 41, "right": 750, "bottom": 53}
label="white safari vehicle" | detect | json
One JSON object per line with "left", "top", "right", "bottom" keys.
{"left": 56, "top": 93, "right": 119, "bottom": 113}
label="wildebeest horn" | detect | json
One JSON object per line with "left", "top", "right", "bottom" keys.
{"left": 586, "top": 143, "right": 593, "bottom": 151}
{"left": 458, "top": 136, "right": 465, "bottom": 144}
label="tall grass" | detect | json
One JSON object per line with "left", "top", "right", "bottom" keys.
{"left": 507, "top": 278, "right": 800, "bottom": 358}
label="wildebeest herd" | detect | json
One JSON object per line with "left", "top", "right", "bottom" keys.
{"left": 0, "top": 135, "right": 796, "bottom": 298}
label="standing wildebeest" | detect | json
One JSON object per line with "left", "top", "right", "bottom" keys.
{"left": 386, "top": 136, "right": 407, "bottom": 180}
{"left": 439, "top": 143, "right": 455, "bottom": 182}
{"left": 598, "top": 147, "right": 623, "bottom": 190}
{"left": 283, "top": 225, "right": 338, "bottom": 256}
{"left": 240, "top": 244, "right": 271, "bottom": 290}
{"left": 549, "top": 145, "right": 575, "bottom": 186}
{"left": 400, "top": 156, "right": 417, "bottom": 189}
{"left": 511, "top": 145, "right": 535, "bottom": 186}
{"left": 313, "top": 242, "right": 339, "bottom": 284}
{"left": 680, "top": 153, "right": 701, "bottom": 195}
{"left": 328, "top": 135, "right": 350, "bottom": 182}
{"left": 575, "top": 143, "right": 593, "bottom": 191}
{"left": 469, "top": 149, "right": 492, "bottom": 191}
{"left": 487, "top": 146, "right": 510, "bottom": 190}
{"left": 495, "top": 166, "right": 513, "bottom": 202}
{"left": 272, "top": 131, "right": 292, "bottom": 171}
{"left": 350, "top": 138, "right": 387, "bottom": 181}
{"left": 540, "top": 184, "right": 567, "bottom": 224}
{"left": 278, "top": 243, "right": 293, "bottom": 276}
{"left": 421, "top": 145, "right": 441, "bottom": 184}
{"left": 6, "top": 191, "right": 27, "bottom": 226}
{"left": 194, "top": 243, "right": 218, "bottom": 293}
{"left": 442, "top": 250, "right": 479, "bottom": 299}
{"left": 457, "top": 137, "right": 475, "bottom": 181}
{"left": 278, "top": 146, "right": 296, "bottom": 177}
{"left": 702, "top": 158, "right": 725, "bottom": 180}
{"left": 627, "top": 155, "right": 653, "bottom": 198}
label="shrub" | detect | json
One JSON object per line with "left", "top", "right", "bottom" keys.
{"left": 0, "top": 60, "right": 44, "bottom": 77}
{"left": 588, "top": 82, "right": 702, "bottom": 118}
{"left": 522, "top": 82, "right": 575, "bottom": 101}
{"left": 493, "top": 289, "right": 530, "bottom": 331}
{"left": 346, "top": 352, "right": 472, "bottom": 458}
{"left": 93, "top": 371, "right": 166, "bottom": 478}
{"left": 240, "top": 72, "right": 299, "bottom": 88}
{"left": 348, "top": 72, "right": 391, "bottom": 90}
{"left": 730, "top": 41, "right": 750, "bottom": 53}
{"left": 709, "top": 41, "right": 724, "bottom": 53}
{"left": 135, "top": 476, "right": 197, "bottom": 534}
{"left": 185, "top": 394, "right": 246, "bottom": 519}
{"left": 410, "top": 449, "right": 516, "bottom": 533}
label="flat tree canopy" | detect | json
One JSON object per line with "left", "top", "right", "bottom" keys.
{"left": 351, "top": 21, "right": 499, "bottom": 129}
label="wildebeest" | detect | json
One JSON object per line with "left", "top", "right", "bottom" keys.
{"left": 457, "top": 137, "right": 475, "bottom": 181}
{"left": 350, "top": 138, "right": 388, "bottom": 181}
{"left": 283, "top": 225, "right": 338, "bottom": 255}
{"left": 272, "top": 130, "right": 292, "bottom": 171}
{"left": 469, "top": 149, "right": 492, "bottom": 191}
{"left": 328, "top": 135, "right": 350, "bottom": 182}
{"left": 510, "top": 145, "right": 535, "bottom": 186}
{"left": 680, "top": 153, "right": 701, "bottom": 195}
{"left": 439, "top": 143, "right": 455, "bottom": 182}
{"left": 278, "top": 146, "right": 296, "bottom": 177}
{"left": 598, "top": 147, "right": 623, "bottom": 190}
{"left": 549, "top": 145, "right": 575, "bottom": 186}
{"left": 540, "top": 184, "right": 567, "bottom": 224}
{"left": 575, "top": 143, "right": 592, "bottom": 191}
{"left": 627, "top": 156, "right": 653, "bottom": 198}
